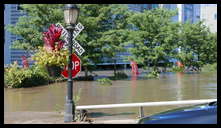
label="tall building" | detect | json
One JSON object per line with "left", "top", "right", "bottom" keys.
{"left": 128, "top": 4, "right": 201, "bottom": 23}
{"left": 128, "top": 4, "right": 159, "bottom": 12}
{"left": 4, "top": 4, "right": 34, "bottom": 67}
{"left": 200, "top": 4, "right": 217, "bottom": 33}
{"left": 160, "top": 4, "right": 200, "bottom": 23}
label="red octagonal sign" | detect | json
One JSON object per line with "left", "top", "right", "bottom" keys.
{"left": 61, "top": 53, "right": 81, "bottom": 78}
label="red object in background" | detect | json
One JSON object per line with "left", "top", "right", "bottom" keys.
{"left": 176, "top": 61, "right": 184, "bottom": 67}
{"left": 61, "top": 53, "right": 81, "bottom": 78}
{"left": 130, "top": 61, "right": 139, "bottom": 75}
{"left": 43, "top": 24, "right": 64, "bottom": 51}
{"left": 21, "top": 56, "right": 29, "bottom": 68}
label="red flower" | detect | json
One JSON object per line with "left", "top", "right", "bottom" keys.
{"left": 56, "top": 40, "right": 65, "bottom": 51}
{"left": 43, "top": 32, "right": 55, "bottom": 51}
{"left": 43, "top": 24, "right": 64, "bottom": 51}
{"left": 21, "top": 56, "right": 29, "bottom": 68}
{"left": 48, "top": 24, "right": 62, "bottom": 42}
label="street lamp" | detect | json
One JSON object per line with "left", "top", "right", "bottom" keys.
{"left": 63, "top": 4, "right": 79, "bottom": 122}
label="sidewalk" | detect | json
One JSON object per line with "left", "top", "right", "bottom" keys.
{"left": 4, "top": 111, "right": 138, "bottom": 124}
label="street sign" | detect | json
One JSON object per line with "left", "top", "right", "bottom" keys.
{"left": 73, "top": 23, "right": 84, "bottom": 39}
{"left": 62, "top": 39, "right": 85, "bottom": 56}
{"left": 73, "top": 40, "right": 85, "bottom": 56}
{"left": 55, "top": 23, "right": 85, "bottom": 56}
{"left": 55, "top": 23, "right": 68, "bottom": 38}
{"left": 61, "top": 53, "right": 81, "bottom": 78}
{"left": 55, "top": 22, "right": 84, "bottom": 40}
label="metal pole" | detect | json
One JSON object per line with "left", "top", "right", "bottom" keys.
{"left": 139, "top": 106, "right": 144, "bottom": 118}
{"left": 64, "top": 25, "right": 75, "bottom": 122}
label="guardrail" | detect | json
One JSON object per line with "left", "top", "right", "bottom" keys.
{"left": 76, "top": 99, "right": 217, "bottom": 118}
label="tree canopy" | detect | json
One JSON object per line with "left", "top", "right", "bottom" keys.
{"left": 126, "top": 8, "right": 180, "bottom": 70}
{"left": 6, "top": 4, "right": 217, "bottom": 74}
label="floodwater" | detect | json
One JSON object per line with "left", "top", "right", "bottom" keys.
{"left": 4, "top": 72, "right": 217, "bottom": 119}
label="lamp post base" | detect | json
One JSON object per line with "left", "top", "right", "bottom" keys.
{"left": 64, "top": 102, "right": 74, "bottom": 122}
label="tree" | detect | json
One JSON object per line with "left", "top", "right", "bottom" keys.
{"left": 199, "top": 32, "right": 217, "bottom": 65}
{"left": 6, "top": 4, "right": 132, "bottom": 77}
{"left": 6, "top": 4, "right": 64, "bottom": 50}
{"left": 76, "top": 4, "right": 131, "bottom": 77}
{"left": 126, "top": 8, "right": 179, "bottom": 72}
{"left": 177, "top": 21, "right": 217, "bottom": 71}
{"left": 97, "top": 5, "right": 130, "bottom": 76}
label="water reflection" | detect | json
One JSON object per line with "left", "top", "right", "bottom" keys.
{"left": 4, "top": 72, "right": 217, "bottom": 118}
{"left": 131, "top": 74, "right": 137, "bottom": 98}
{"left": 176, "top": 72, "right": 183, "bottom": 101}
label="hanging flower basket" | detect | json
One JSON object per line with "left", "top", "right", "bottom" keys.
{"left": 32, "top": 24, "right": 69, "bottom": 78}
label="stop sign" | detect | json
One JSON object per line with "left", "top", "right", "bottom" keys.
{"left": 61, "top": 53, "right": 81, "bottom": 78}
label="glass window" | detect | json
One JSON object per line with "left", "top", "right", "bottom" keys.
{"left": 152, "top": 4, "right": 159, "bottom": 9}
{"left": 184, "top": 4, "right": 194, "bottom": 23}
{"left": 17, "top": 4, "right": 22, "bottom": 10}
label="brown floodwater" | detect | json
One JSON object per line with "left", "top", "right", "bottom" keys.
{"left": 4, "top": 72, "right": 217, "bottom": 119}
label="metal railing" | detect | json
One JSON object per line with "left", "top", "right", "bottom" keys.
{"left": 76, "top": 99, "right": 217, "bottom": 118}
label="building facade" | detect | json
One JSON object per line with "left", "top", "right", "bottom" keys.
{"left": 160, "top": 4, "right": 200, "bottom": 23}
{"left": 128, "top": 4, "right": 159, "bottom": 12}
{"left": 200, "top": 4, "right": 217, "bottom": 33}
{"left": 4, "top": 4, "right": 34, "bottom": 67}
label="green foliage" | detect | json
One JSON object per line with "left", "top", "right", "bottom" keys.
{"left": 109, "top": 72, "right": 128, "bottom": 80}
{"left": 96, "top": 78, "right": 112, "bottom": 86}
{"left": 6, "top": 4, "right": 64, "bottom": 50}
{"left": 32, "top": 46, "right": 68, "bottom": 68}
{"left": 169, "top": 66, "right": 185, "bottom": 73}
{"left": 201, "top": 63, "right": 217, "bottom": 73}
{"left": 6, "top": 4, "right": 131, "bottom": 77}
{"left": 74, "top": 88, "right": 82, "bottom": 104}
{"left": 4, "top": 62, "right": 51, "bottom": 88}
{"left": 126, "top": 8, "right": 179, "bottom": 68}
{"left": 6, "top": 4, "right": 217, "bottom": 75}
{"left": 54, "top": 88, "right": 82, "bottom": 114}
{"left": 199, "top": 32, "right": 217, "bottom": 64}
{"left": 77, "top": 4, "right": 130, "bottom": 77}
{"left": 54, "top": 103, "right": 63, "bottom": 114}
{"left": 145, "top": 70, "right": 159, "bottom": 79}
{"left": 97, "top": 5, "right": 130, "bottom": 67}
{"left": 176, "top": 22, "right": 217, "bottom": 69}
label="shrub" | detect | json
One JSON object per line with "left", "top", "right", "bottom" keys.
{"left": 96, "top": 78, "right": 112, "bottom": 86}
{"left": 54, "top": 88, "right": 82, "bottom": 114}
{"left": 4, "top": 62, "right": 51, "bottom": 88}
{"left": 32, "top": 46, "right": 68, "bottom": 68}
{"left": 145, "top": 70, "right": 159, "bottom": 79}
{"left": 169, "top": 66, "right": 185, "bottom": 73}
{"left": 110, "top": 72, "right": 128, "bottom": 80}
{"left": 201, "top": 63, "right": 217, "bottom": 73}
{"left": 32, "top": 47, "right": 69, "bottom": 78}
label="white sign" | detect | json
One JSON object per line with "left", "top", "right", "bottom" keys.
{"left": 55, "top": 23, "right": 85, "bottom": 56}
{"left": 73, "top": 40, "right": 85, "bottom": 56}
{"left": 55, "top": 23, "right": 68, "bottom": 38}
{"left": 62, "top": 39, "right": 85, "bottom": 56}
{"left": 73, "top": 23, "right": 84, "bottom": 39}
{"left": 55, "top": 22, "right": 84, "bottom": 40}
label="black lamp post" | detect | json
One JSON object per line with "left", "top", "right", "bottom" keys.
{"left": 63, "top": 4, "right": 79, "bottom": 122}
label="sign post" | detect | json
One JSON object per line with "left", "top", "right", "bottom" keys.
{"left": 56, "top": 11, "right": 85, "bottom": 121}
